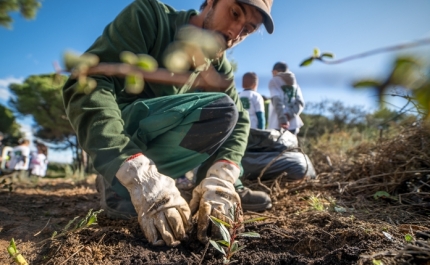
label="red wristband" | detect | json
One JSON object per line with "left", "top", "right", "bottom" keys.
{"left": 216, "top": 159, "right": 239, "bottom": 169}
{"left": 126, "top": 153, "right": 143, "bottom": 162}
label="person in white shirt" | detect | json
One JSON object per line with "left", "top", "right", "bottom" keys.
{"left": 30, "top": 143, "right": 49, "bottom": 177}
{"left": 8, "top": 138, "right": 31, "bottom": 171}
{"left": 239, "top": 72, "right": 266, "bottom": 129}
{"left": 267, "top": 62, "right": 305, "bottom": 135}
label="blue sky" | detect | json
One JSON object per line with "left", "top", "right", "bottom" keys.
{"left": 1, "top": 0, "right": 429, "bottom": 162}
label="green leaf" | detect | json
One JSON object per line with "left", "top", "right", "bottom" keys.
{"left": 209, "top": 216, "right": 232, "bottom": 228}
{"left": 228, "top": 204, "right": 235, "bottom": 221}
{"left": 231, "top": 241, "right": 238, "bottom": 253}
{"left": 313, "top": 48, "right": 320, "bottom": 57}
{"left": 373, "top": 191, "right": 395, "bottom": 200}
{"left": 63, "top": 216, "right": 79, "bottom": 231}
{"left": 238, "top": 232, "right": 260, "bottom": 238}
{"left": 404, "top": 234, "right": 413, "bottom": 242}
{"left": 10, "top": 238, "right": 17, "bottom": 251}
{"left": 51, "top": 231, "right": 57, "bottom": 239}
{"left": 125, "top": 73, "right": 144, "bottom": 94}
{"left": 7, "top": 246, "right": 17, "bottom": 256}
{"left": 136, "top": 54, "right": 158, "bottom": 72}
{"left": 372, "top": 259, "right": 383, "bottom": 265}
{"left": 231, "top": 245, "right": 247, "bottom": 255}
{"left": 86, "top": 215, "right": 97, "bottom": 227}
{"left": 300, "top": 57, "right": 314, "bottom": 67}
{"left": 352, "top": 79, "right": 381, "bottom": 88}
{"left": 210, "top": 240, "right": 226, "bottom": 255}
{"left": 216, "top": 240, "right": 230, "bottom": 247}
{"left": 120, "top": 51, "right": 138, "bottom": 65}
{"left": 243, "top": 216, "right": 268, "bottom": 224}
{"left": 320, "top": 52, "right": 334, "bottom": 59}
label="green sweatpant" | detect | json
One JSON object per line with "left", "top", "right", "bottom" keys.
{"left": 111, "top": 92, "right": 244, "bottom": 198}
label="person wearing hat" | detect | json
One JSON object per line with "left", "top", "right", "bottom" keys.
{"left": 63, "top": 0, "right": 275, "bottom": 246}
{"left": 239, "top": 72, "right": 266, "bottom": 129}
{"left": 267, "top": 62, "right": 305, "bottom": 135}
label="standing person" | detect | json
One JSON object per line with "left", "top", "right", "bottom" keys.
{"left": 63, "top": 0, "right": 275, "bottom": 246}
{"left": 8, "top": 139, "right": 31, "bottom": 171}
{"left": 267, "top": 62, "right": 305, "bottom": 135}
{"left": 29, "top": 143, "right": 49, "bottom": 177}
{"left": 239, "top": 72, "right": 266, "bottom": 129}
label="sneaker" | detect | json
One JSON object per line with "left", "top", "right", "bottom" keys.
{"left": 95, "top": 175, "right": 137, "bottom": 220}
{"left": 236, "top": 187, "right": 272, "bottom": 212}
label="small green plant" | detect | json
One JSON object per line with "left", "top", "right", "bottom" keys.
{"left": 209, "top": 203, "right": 267, "bottom": 264}
{"left": 37, "top": 209, "right": 103, "bottom": 245}
{"left": 308, "top": 195, "right": 325, "bottom": 211}
{"left": 373, "top": 191, "right": 398, "bottom": 201}
{"left": 404, "top": 233, "right": 414, "bottom": 243}
{"left": 7, "top": 238, "right": 28, "bottom": 265}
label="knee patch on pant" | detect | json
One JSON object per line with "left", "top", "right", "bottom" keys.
{"left": 179, "top": 95, "right": 238, "bottom": 155}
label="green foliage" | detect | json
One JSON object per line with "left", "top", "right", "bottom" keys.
{"left": 0, "top": 104, "right": 21, "bottom": 136}
{"left": 38, "top": 209, "right": 103, "bottom": 246}
{"left": 308, "top": 196, "right": 325, "bottom": 211}
{"left": 299, "top": 47, "right": 335, "bottom": 67}
{"left": 8, "top": 74, "right": 75, "bottom": 146}
{"left": 209, "top": 203, "right": 267, "bottom": 264}
{"left": 7, "top": 238, "right": 28, "bottom": 265}
{"left": 0, "top": 0, "right": 41, "bottom": 29}
{"left": 404, "top": 234, "right": 413, "bottom": 243}
{"left": 373, "top": 191, "right": 398, "bottom": 201}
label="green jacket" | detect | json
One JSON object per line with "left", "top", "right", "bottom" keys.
{"left": 63, "top": 0, "right": 250, "bottom": 182}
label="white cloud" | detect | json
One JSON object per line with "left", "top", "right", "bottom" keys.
{"left": 0, "top": 76, "right": 24, "bottom": 101}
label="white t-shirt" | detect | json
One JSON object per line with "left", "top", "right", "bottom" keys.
{"left": 8, "top": 145, "right": 31, "bottom": 170}
{"left": 267, "top": 73, "right": 304, "bottom": 131}
{"left": 239, "top": 89, "right": 265, "bottom": 129}
{"left": 30, "top": 153, "right": 48, "bottom": 177}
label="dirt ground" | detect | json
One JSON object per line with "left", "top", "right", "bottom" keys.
{"left": 0, "top": 173, "right": 429, "bottom": 265}
{"left": 1, "top": 125, "right": 430, "bottom": 265}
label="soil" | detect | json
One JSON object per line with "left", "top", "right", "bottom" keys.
{"left": 0, "top": 173, "right": 429, "bottom": 265}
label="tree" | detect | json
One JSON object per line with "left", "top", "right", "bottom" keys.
{"left": 0, "top": 0, "right": 41, "bottom": 29}
{"left": 8, "top": 74, "right": 85, "bottom": 170}
{"left": 0, "top": 104, "right": 21, "bottom": 136}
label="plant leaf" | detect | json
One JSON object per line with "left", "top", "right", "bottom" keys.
{"left": 209, "top": 216, "right": 232, "bottom": 228}
{"left": 210, "top": 240, "right": 226, "bottom": 255}
{"left": 243, "top": 217, "right": 268, "bottom": 224}
{"left": 64, "top": 216, "right": 79, "bottom": 231}
{"left": 405, "top": 234, "right": 413, "bottom": 242}
{"left": 373, "top": 191, "right": 392, "bottom": 200}
{"left": 231, "top": 241, "right": 238, "bottom": 253}
{"left": 313, "top": 48, "right": 320, "bottom": 57}
{"left": 321, "top": 52, "right": 334, "bottom": 59}
{"left": 352, "top": 79, "right": 381, "bottom": 88}
{"left": 51, "top": 231, "right": 57, "bottom": 239}
{"left": 216, "top": 240, "right": 230, "bottom": 247}
{"left": 300, "top": 57, "right": 314, "bottom": 67}
{"left": 231, "top": 245, "right": 247, "bottom": 255}
{"left": 238, "top": 232, "right": 260, "bottom": 238}
{"left": 10, "top": 238, "right": 17, "bottom": 251}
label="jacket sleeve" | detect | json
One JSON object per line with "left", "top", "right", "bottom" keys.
{"left": 62, "top": 1, "right": 161, "bottom": 183}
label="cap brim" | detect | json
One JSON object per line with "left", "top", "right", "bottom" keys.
{"left": 237, "top": 0, "right": 274, "bottom": 34}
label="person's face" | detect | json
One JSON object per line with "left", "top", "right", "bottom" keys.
{"left": 272, "top": 69, "right": 277, "bottom": 77}
{"left": 202, "top": 0, "right": 263, "bottom": 50}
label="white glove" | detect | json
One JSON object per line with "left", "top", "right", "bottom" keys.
{"left": 116, "top": 153, "right": 191, "bottom": 247}
{"left": 189, "top": 160, "right": 242, "bottom": 243}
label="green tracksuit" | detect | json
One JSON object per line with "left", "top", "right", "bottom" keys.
{"left": 63, "top": 0, "right": 249, "bottom": 196}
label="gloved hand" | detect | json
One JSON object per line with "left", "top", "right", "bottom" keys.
{"left": 116, "top": 153, "right": 191, "bottom": 247}
{"left": 189, "top": 160, "right": 242, "bottom": 243}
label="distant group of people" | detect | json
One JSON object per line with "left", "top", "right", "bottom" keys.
{"left": 239, "top": 62, "right": 305, "bottom": 135}
{"left": 1, "top": 137, "right": 49, "bottom": 177}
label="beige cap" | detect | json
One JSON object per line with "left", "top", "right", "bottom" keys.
{"left": 237, "top": 0, "right": 274, "bottom": 34}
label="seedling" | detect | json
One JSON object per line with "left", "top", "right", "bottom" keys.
{"left": 308, "top": 195, "right": 325, "bottom": 211}
{"left": 37, "top": 209, "right": 103, "bottom": 245}
{"left": 7, "top": 238, "right": 28, "bottom": 265}
{"left": 209, "top": 203, "right": 267, "bottom": 264}
{"left": 404, "top": 233, "right": 413, "bottom": 243}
